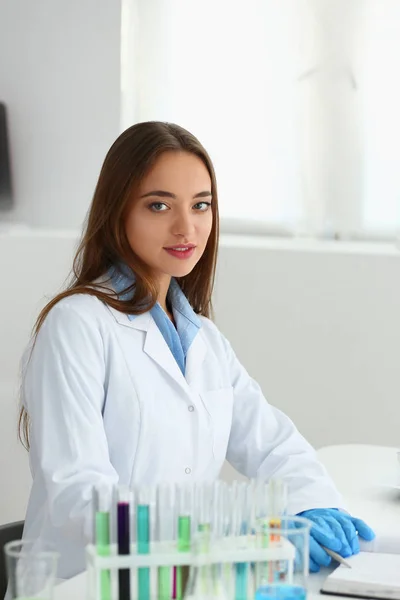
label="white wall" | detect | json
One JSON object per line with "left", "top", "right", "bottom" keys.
{"left": 0, "top": 0, "right": 121, "bottom": 228}
{"left": 0, "top": 0, "right": 123, "bottom": 524}
{"left": 1, "top": 230, "right": 400, "bottom": 524}
{"left": 215, "top": 236, "right": 400, "bottom": 450}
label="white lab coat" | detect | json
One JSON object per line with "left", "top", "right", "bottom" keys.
{"left": 21, "top": 293, "right": 344, "bottom": 580}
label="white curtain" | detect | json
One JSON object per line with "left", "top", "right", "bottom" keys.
{"left": 121, "top": 0, "right": 400, "bottom": 240}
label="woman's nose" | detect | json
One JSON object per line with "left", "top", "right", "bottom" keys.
{"left": 171, "top": 211, "right": 195, "bottom": 238}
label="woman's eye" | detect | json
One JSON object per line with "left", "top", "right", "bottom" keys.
{"left": 149, "top": 202, "right": 168, "bottom": 212}
{"left": 193, "top": 201, "right": 212, "bottom": 211}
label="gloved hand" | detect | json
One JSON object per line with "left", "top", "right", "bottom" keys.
{"left": 298, "top": 508, "right": 375, "bottom": 573}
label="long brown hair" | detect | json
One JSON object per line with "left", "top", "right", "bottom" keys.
{"left": 19, "top": 121, "right": 219, "bottom": 449}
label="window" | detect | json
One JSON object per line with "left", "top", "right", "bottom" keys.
{"left": 122, "top": 0, "right": 400, "bottom": 240}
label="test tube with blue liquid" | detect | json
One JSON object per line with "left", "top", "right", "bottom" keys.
{"left": 231, "top": 481, "right": 251, "bottom": 600}
{"left": 136, "top": 486, "right": 153, "bottom": 600}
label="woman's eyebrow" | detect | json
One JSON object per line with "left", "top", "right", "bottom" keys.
{"left": 139, "top": 190, "right": 212, "bottom": 199}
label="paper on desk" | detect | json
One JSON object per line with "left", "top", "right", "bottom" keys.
{"left": 360, "top": 532, "right": 400, "bottom": 555}
{"left": 327, "top": 552, "right": 400, "bottom": 591}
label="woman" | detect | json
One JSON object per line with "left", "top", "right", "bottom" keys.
{"left": 19, "top": 121, "right": 374, "bottom": 580}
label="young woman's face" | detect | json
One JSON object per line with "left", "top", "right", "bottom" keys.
{"left": 125, "top": 151, "right": 213, "bottom": 279}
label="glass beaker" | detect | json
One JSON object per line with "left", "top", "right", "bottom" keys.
{"left": 254, "top": 516, "right": 310, "bottom": 600}
{"left": 5, "top": 540, "right": 59, "bottom": 600}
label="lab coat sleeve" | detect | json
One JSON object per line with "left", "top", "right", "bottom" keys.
{"left": 222, "top": 335, "right": 345, "bottom": 514}
{"left": 23, "top": 299, "right": 119, "bottom": 546}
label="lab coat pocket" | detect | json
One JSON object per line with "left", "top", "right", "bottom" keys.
{"left": 200, "top": 387, "right": 234, "bottom": 461}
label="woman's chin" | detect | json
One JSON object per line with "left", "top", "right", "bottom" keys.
{"left": 163, "top": 260, "right": 198, "bottom": 278}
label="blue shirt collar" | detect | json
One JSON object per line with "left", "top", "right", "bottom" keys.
{"left": 109, "top": 263, "right": 201, "bottom": 329}
{"left": 109, "top": 264, "right": 201, "bottom": 375}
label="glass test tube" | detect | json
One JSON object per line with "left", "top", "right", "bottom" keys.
{"left": 210, "top": 481, "right": 227, "bottom": 538}
{"left": 93, "top": 485, "right": 113, "bottom": 600}
{"left": 269, "top": 479, "right": 288, "bottom": 583}
{"left": 195, "top": 484, "right": 213, "bottom": 543}
{"left": 230, "top": 481, "right": 250, "bottom": 600}
{"left": 183, "top": 484, "right": 230, "bottom": 600}
{"left": 251, "top": 481, "right": 271, "bottom": 586}
{"left": 156, "top": 484, "right": 175, "bottom": 600}
{"left": 176, "top": 484, "right": 194, "bottom": 600}
{"left": 117, "top": 485, "right": 132, "bottom": 600}
{"left": 136, "top": 487, "right": 152, "bottom": 600}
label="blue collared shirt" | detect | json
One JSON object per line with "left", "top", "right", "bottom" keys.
{"left": 110, "top": 266, "right": 201, "bottom": 375}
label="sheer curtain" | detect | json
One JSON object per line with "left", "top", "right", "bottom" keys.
{"left": 121, "top": 0, "right": 400, "bottom": 240}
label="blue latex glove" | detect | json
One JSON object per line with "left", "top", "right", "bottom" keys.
{"left": 298, "top": 508, "right": 375, "bottom": 572}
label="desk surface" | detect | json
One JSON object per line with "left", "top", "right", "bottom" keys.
{"left": 54, "top": 444, "right": 400, "bottom": 600}
{"left": 318, "top": 444, "right": 400, "bottom": 536}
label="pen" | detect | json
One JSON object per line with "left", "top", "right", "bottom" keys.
{"left": 322, "top": 546, "right": 352, "bottom": 569}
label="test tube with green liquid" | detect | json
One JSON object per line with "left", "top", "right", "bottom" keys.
{"left": 156, "top": 483, "right": 176, "bottom": 600}
{"left": 195, "top": 483, "right": 213, "bottom": 536}
{"left": 176, "top": 484, "right": 194, "bottom": 600}
{"left": 93, "top": 485, "right": 112, "bottom": 600}
{"left": 196, "top": 484, "right": 215, "bottom": 596}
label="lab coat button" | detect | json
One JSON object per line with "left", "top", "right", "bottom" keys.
{"left": 188, "top": 405, "right": 194, "bottom": 412}
{"left": 185, "top": 467, "right": 191, "bottom": 474}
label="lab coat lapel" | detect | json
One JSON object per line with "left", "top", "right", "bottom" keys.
{"left": 143, "top": 317, "right": 189, "bottom": 393}
{"left": 107, "top": 302, "right": 206, "bottom": 390}
{"left": 185, "top": 331, "right": 207, "bottom": 386}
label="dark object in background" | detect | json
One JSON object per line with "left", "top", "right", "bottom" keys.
{"left": 0, "top": 103, "right": 12, "bottom": 208}
{"left": 0, "top": 520, "right": 24, "bottom": 597}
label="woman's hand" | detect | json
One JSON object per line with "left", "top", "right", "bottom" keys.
{"left": 298, "top": 508, "right": 375, "bottom": 572}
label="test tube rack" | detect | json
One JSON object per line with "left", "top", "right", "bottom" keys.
{"left": 86, "top": 535, "right": 296, "bottom": 600}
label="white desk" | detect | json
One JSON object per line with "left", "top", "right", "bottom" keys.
{"left": 54, "top": 444, "right": 400, "bottom": 600}
{"left": 317, "top": 444, "right": 400, "bottom": 539}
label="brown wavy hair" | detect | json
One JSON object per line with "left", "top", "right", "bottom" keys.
{"left": 19, "top": 121, "right": 219, "bottom": 449}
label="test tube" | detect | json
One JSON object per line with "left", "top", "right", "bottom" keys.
{"left": 195, "top": 483, "right": 213, "bottom": 546}
{"left": 156, "top": 483, "right": 175, "bottom": 600}
{"left": 136, "top": 487, "right": 152, "bottom": 600}
{"left": 250, "top": 481, "right": 271, "bottom": 586}
{"left": 268, "top": 479, "right": 287, "bottom": 520}
{"left": 210, "top": 481, "right": 228, "bottom": 539}
{"left": 268, "top": 479, "right": 288, "bottom": 583}
{"left": 254, "top": 481, "right": 270, "bottom": 526}
{"left": 93, "top": 485, "right": 113, "bottom": 600}
{"left": 117, "top": 486, "right": 132, "bottom": 600}
{"left": 176, "top": 484, "right": 194, "bottom": 600}
{"left": 230, "top": 481, "right": 250, "bottom": 600}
